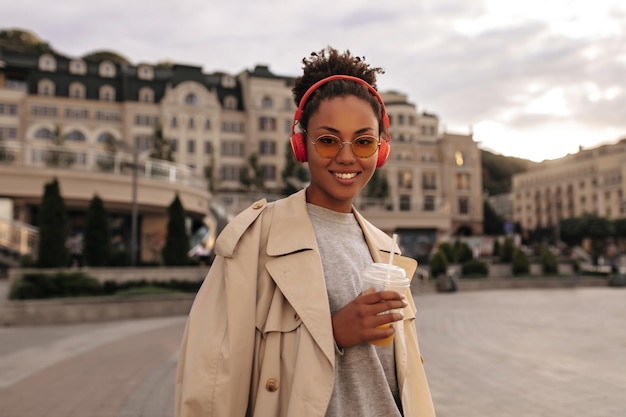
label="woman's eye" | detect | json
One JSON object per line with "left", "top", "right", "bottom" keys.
{"left": 318, "top": 136, "right": 338, "bottom": 145}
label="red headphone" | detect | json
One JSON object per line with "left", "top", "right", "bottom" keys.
{"left": 290, "top": 75, "right": 391, "bottom": 168}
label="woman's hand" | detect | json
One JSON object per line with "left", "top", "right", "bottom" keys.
{"left": 331, "top": 289, "right": 408, "bottom": 348}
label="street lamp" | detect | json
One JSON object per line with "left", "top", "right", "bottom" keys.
{"left": 114, "top": 140, "right": 149, "bottom": 266}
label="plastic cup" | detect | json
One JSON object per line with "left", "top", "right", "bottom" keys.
{"left": 361, "top": 263, "right": 410, "bottom": 346}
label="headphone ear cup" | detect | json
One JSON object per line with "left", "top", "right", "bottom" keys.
{"left": 376, "top": 140, "right": 390, "bottom": 167}
{"left": 290, "top": 132, "right": 307, "bottom": 162}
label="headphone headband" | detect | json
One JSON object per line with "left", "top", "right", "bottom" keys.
{"left": 292, "top": 75, "right": 390, "bottom": 139}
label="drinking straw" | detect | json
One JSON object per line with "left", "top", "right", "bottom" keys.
{"left": 387, "top": 234, "right": 398, "bottom": 284}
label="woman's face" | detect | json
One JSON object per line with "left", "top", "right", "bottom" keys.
{"left": 304, "top": 95, "right": 379, "bottom": 213}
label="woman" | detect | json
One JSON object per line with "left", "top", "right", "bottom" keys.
{"left": 175, "top": 47, "right": 436, "bottom": 417}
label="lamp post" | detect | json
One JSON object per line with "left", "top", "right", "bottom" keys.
{"left": 114, "top": 140, "right": 149, "bottom": 266}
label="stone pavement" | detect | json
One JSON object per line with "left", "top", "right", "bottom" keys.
{"left": 0, "top": 279, "right": 624, "bottom": 417}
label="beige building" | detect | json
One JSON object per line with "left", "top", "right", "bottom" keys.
{"left": 512, "top": 140, "right": 626, "bottom": 233}
{"left": 0, "top": 30, "right": 483, "bottom": 264}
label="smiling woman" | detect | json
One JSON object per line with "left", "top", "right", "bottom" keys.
{"left": 175, "top": 47, "right": 436, "bottom": 417}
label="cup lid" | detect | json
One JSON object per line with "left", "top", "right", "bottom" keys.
{"left": 362, "top": 263, "right": 410, "bottom": 286}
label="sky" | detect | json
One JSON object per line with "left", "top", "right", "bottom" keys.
{"left": 3, "top": 0, "right": 626, "bottom": 162}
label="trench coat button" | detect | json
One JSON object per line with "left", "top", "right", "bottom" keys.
{"left": 294, "top": 313, "right": 300, "bottom": 321}
{"left": 252, "top": 202, "right": 264, "bottom": 209}
{"left": 420, "top": 355, "right": 424, "bottom": 364}
{"left": 265, "top": 377, "right": 280, "bottom": 392}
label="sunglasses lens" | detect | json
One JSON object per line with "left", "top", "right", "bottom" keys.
{"left": 353, "top": 136, "right": 379, "bottom": 158}
{"left": 312, "top": 135, "right": 379, "bottom": 158}
{"left": 315, "top": 136, "right": 341, "bottom": 158}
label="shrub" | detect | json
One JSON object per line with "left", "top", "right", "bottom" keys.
{"left": 500, "top": 237, "right": 515, "bottom": 263}
{"left": 455, "top": 242, "right": 474, "bottom": 264}
{"left": 429, "top": 250, "right": 448, "bottom": 277}
{"left": 492, "top": 239, "right": 501, "bottom": 258}
{"left": 512, "top": 248, "right": 530, "bottom": 275}
{"left": 540, "top": 247, "right": 558, "bottom": 275}
{"left": 461, "top": 259, "right": 489, "bottom": 277}
{"left": 437, "top": 242, "right": 454, "bottom": 264}
{"left": 9, "top": 272, "right": 102, "bottom": 300}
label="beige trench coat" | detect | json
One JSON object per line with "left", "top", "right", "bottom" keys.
{"left": 175, "top": 189, "right": 436, "bottom": 417}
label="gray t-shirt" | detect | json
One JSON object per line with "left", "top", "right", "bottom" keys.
{"left": 307, "top": 204, "right": 402, "bottom": 417}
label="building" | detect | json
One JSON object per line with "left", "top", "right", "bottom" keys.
{"left": 512, "top": 140, "right": 626, "bottom": 233}
{"left": 0, "top": 29, "right": 483, "bottom": 264}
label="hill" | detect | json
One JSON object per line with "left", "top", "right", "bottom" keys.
{"left": 481, "top": 149, "right": 536, "bottom": 195}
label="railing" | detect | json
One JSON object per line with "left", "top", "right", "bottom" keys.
{"left": 0, "top": 218, "right": 38, "bottom": 258}
{"left": 0, "top": 141, "right": 208, "bottom": 190}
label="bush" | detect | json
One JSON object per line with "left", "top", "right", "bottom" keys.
{"left": 455, "top": 242, "right": 474, "bottom": 264}
{"left": 461, "top": 259, "right": 489, "bottom": 277}
{"left": 500, "top": 238, "right": 514, "bottom": 263}
{"left": 512, "top": 248, "right": 530, "bottom": 275}
{"left": 429, "top": 250, "right": 448, "bottom": 277}
{"left": 437, "top": 242, "right": 454, "bottom": 264}
{"left": 540, "top": 247, "right": 558, "bottom": 275}
{"left": 9, "top": 272, "right": 102, "bottom": 300}
{"left": 492, "top": 239, "right": 501, "bottom": 258}
{"left": 10, "top": 274, "right": 204, "bottom": 300}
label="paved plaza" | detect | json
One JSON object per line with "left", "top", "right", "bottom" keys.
{"left": 0, "top": 282, "right": 624, "bottom": 416}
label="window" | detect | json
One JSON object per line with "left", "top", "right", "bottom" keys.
{"left": 400, "top": 195, "right": 411, "bottom": 211}
{"left": 397, "top": 114, "right": 405, "bottom": 125}
{"left": 139, "top": 87, "right": 154, "bottom": 103}
{"left": 224, "top": 95, "right": 237, "bottom": 110}
{"left": 0, "top": 103, "right": 18, "bottom": 115}
{"left": 69, "top": 82, "right": 86, "bottom": 99}
{"left": 261, "top": 96, "right": 273, "bottom": 108}
{"left": 99, "top": 61, "right": 116, "bottom": 78}
{"left": 38, "top": 54, "right": 57, "bottom": 72}
{"left": 171, "top": 139, "right": 178, "bottom": 152}
{"left": 188, "top": 117, "right": 195, "bottom": 130}
{"left": 204, "top": 141, "right": 213, "bottom": 154}
{"left": 259, "top": 140, "right": 276, "bottom": 155}
{"left": 221, "top": 141, "right": 244, "bottom": 156}
{"left": 424, "top": 196, "right": 435, "bottom": 211}
{"left": 220, "top": 165, "right": 239, "bottom": 181}
{"left": 38, "top": 79, "right": 55, "bottom": 96}
{"left": 454, "top": 151, "right": 465, "bottom": 166}
{"left": 184, "top": 93, "right": 199, "bottom": 105}
{"left": 187, "top": 139, "right": 195, "bottom": 154}
{"left": 69, "top": 59, "right": 86, "bottom": 75}
{"left": 456, "top": 173, "right": 470, "bottom": 190}
{"left": 171, "top": 116, "right": 178, "bottom": 128}
{"left": 422, "top": 172, "right": 437, "bottom": 190}
{"left": 137, "top": 65, "right": 154, "bottom": 80}
{"left": 0, "top": 127, "right": 17, "bottom": 139}
{"left": 66, "top": 130, "right": 86, "bottom": 142}
{"left": 398, "top": 170, "right": 412, "bottom": 188}
{"left": 261, "top": 164, "right": 276, "bottom": 180}
{"left": 259, "top": 117, "right": 276, "bottom": 131}
{"left": 32, "top": 105, "right": 58, "bottom": 117}
{"left": 458, "top": 197, "right": 469, "bottom": 214}
{"left": 204, "top": 119, "right": 212, "bottom": 130}
{"left": 99, "top": 85, "right": 116, "bottom": 101}
{"left": 221, "top": 75, "right": 236, "bottom": 88}
{"left": 97, "top": 132, "right": 116, "bottom": 144}
{"left": 35, "top": 127, "right": 55, "bottom": 140}
{"left": 65, "top": 108, "right": 89, "bottom": 119}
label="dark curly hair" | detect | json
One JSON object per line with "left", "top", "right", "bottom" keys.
{"left": 292, "top": 47, "right": 385, "bottom": 135}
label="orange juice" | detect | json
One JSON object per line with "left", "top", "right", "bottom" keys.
{"left": 370, "top": 323, "right": 393, "bottom": 346}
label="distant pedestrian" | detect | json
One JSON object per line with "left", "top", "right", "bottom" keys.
{"left": 68, "top": 233, "right": 83, "bottom": 268}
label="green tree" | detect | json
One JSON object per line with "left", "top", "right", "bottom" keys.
{"left": 83, "top": 195, "right": 111, "bottom": 266}
{"left": 429, "top": 250, "right": 448, "bottom": 277}
{"left": 281, "top": 141, "right": 310, "bottom": 195}
{"left": 240, "top": 153, "right": 264, "bottom": 192}
{"left": 512, "top": 248, "right": 530, "bottom": 275}
{"left": 150, "top": 125, "right": 174, "bottom": 162}
{"left": 363, "top": 170, "right": 390, "bottom": 199}
{"left": 162, "top": 194, "right": 190, "bottom": 266}
{"left": 483, "top": 199, "right": 505, "bottom": 235}
{"left": 500, "top": 237, "right": 515, "bottom": 263}
{"left": 539, "top": 246, "right": 558, "bottom": 275}
{"left": 37, "top": 178, "right": 69, "bottom": 267}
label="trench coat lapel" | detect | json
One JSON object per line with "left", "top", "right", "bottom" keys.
{"left": 265, "top": 190, "right": 336, "bottom": 366}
